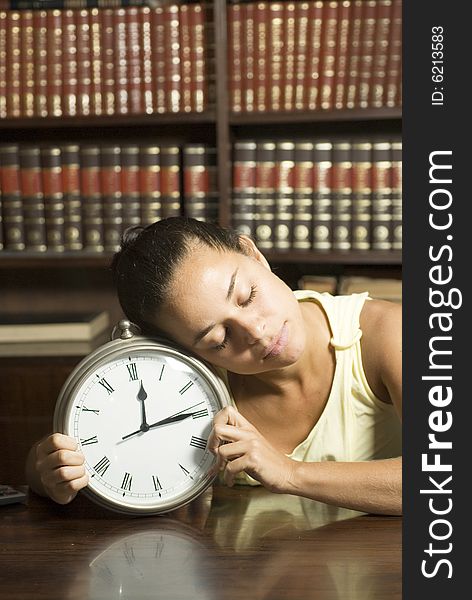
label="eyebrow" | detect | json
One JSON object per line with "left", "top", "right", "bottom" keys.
{"left": 192, "top": 268, "right": 238, "bottom": 346}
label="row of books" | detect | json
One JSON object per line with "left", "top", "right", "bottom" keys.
{"left": 299, "top": 274, "right": 402, "bottom": 302}
{"left": 0, "top": 143, "right": 217, "bottom": 252}
{"left": 228, "top": 0, "right": 402, "bottom": 113}
{"left": 232, "top": 137, "right": 402, "bottom": 252}
{"left": 0, "top": 1, "right": 163, "bottom": 8}
{"left": 0, "top": 3, "right": 209, "bottom": 119}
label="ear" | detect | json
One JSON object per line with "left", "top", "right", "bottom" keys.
{"left": 239, "top": 235, "right": 271, "bottom": 270}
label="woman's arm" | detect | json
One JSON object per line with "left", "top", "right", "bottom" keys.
{"left": 209, "top": 300, "right": 403, "bottom": 516}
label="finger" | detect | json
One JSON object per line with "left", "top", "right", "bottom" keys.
{"left": 53, "top": 474, "right": 89, "bottom": 505}
{"left": 208, "top": 423, "right": 253, "bottom": 453}
{"left": 45, "top": 465, "right": 87, "bottom": 487}
{"left": 214, "top": 405, "right": 251, "bottom": 428}
{"left": 222, "top": 456, "right": 249, "bottom": 487}
{"left": 40, "top": 433, "right": 78, "bottom": 455}
{"left": 41, "top": 449, "right": 85, "bottom": 470}
{"left": 217, "top": 440, "right": 247, "bottom": 461}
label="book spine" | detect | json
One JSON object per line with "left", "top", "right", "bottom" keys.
{"left": 228, "top": 2, "right": 242, "bottom": 113}
{"left": 312, "top": 141, "right": 333, "bottom": 251}
{"left": 331, "top": 141, "right": 352, "bottom": 251}
{"left": 32, "top": 10, "right": 48, "bottom": 117}
{"left": 62, "top": 9, "right": 77, "bottom": 117}
{"left": 293, "top": 1, "right": 309, "bottom": 111}
{"left": 282, "top": 2, "right": 296, "bottom": 112}
{"left": 46, "top": 9, "right": 63, "bottom": 117}
{"left": 254, "top": 141, "right": 276, "bottom": 251}
{"left": 385, "top": 0, "right": 402, "bottom": 107}
{"left": 75, "top": 8, "right": 92, "bottom": 116}
{"left": 179, "top": 3, "right": 192, "bottom": 113}
{"left": 268, "top": 2, "right": 284, "bottom": 112}
{"left": 100, "top": 8, "right": 115, "bottom": 115}
{"left": 293, "top": 141, "right": 314, "bottom": 251}
{"left": 183, "top": 144, "right": 207, "bottom": 221}
{"left": 164, "top": 4, "right": 180, "bottom": 113}
{"left": 232, "top": 141, "right": 257, "bottom": 238}
{"left": 189, "top": 2, "right": 206, "bottom": 112}
{"left": 61, "top": 143, "right": 83, "bottom": 250}
{"left": 274, "top": 141, "right": 294, "bottom": 251}
{"left": 150, "top": 6, "right": 165, "bottom": 114}
{"left": 18, "top": 146, "right": 47, "bottom": 251}
{"left": 345, "top": 0, "right": 363, "bottom": 109}
{"left": 127, "top": 7, "right": 143, "bottom": 114}
{"left": 114, "top": 8, "right": 128, "bottom": 114}
{"left": 120, "top": 144, "right": 141, "bottom": 231}
{"left": 0, "top": 187, "right": 3, "bottom": 250}
{"left": 254, "top": 1, "right": 268, "bottom": 112}
{"left": 391, "top": 139, "right": 402, "bottom": 250}
{"left": 139, "top": 145, "right": 161, "bottom": 225}
{"left": 41, "top": 145, "right": 65, "bottom": 251}
{"left": 243, "top": 1, "right": 255, "bottom": 112}
{"left": 3, "top": 1, "right": 151, "bottom": 7}
{"left": 351, "top": 141, "right": 372, "bottom": 250}
{"left": 88, "top": 8, "right": 102, "bottom": 116}
{"left": 369, "top": 0, "right": 391, "bottom": 108}
{"left": 333, "top": 0, "right": 351, "bottom": 110}
{"left": 6, "top": 11, "right": 21, "bottom": 117}
{"left": 140, "top": 6, "right": 153, "bottom": 115}
{"left": 318, "top": 0, "right": 338, "bottom": 110}
{"left": 19, "top": 10, "right": 34, "bottom": 117}
{"left": 304, "top": 0, "right": 323, "bottom": 111}
{"left": 205, "top": 146, "right": 218, "bottom": 223}
{"left": 0, "top": 144, "right": 25, "bottom": 250}
{"left": 356, "top": 0, "right": 377, "bottom": 108}
{"left": 100, "top": 144, "right": 122, "bottom": 252}
{"left": 0, "top": 11, "right": 6, "bottom": 118}
{"left": 80, "top": 145, "right": 104, "bottom": 252}
{"left": 160, "top": 146, "right": 181, "bottom": 218}
{"left": 371, "top": 141, "right": 392, "bottom": 250}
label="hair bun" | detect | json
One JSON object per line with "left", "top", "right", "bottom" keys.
{"left": 121, "top": 225, "right": 146, "bottom": 248}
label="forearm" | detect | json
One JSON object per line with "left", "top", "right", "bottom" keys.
{"left": 286, "top": 456, "right": 402, "bottom": 516}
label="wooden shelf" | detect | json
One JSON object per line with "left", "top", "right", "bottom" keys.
{"left": 0, "top": 110, "right": 217, "bottom": 130}
{"left": 0, "top": 252, "right": 114, "bottom": 269}
{"left": 230, "top": 107, "right": 402, "bottom": 125}
{"left": 0, "top": 250, "right": 401, "bottom": 269}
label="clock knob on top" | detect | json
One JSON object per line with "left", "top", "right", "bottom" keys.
{"left": 111, "top": 319, "right": 141, "bottom": 340}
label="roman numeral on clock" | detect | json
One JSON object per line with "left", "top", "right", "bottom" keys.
{"left": 80, "top": 435, "right": 98, "bottom": 446}
{"left": 179, "top": 381, "right": 194, "bottom": 395}
{"left": 152, "top": 475, "right": 162, "bottom": 496}
{"left": 190, "top": 436, "right": 207, "bottom": 450}
{"left": 192, "top": 408, "right": 209, "bottom": 419}
{"left": 79, "top": 406, "right": 100, "bottom": 415}
{"left": 121, "top": 472, "right": 133, "bottom": 492}
{"left": 179, "top": 463, "right": 193, "bottom": 479}
{"left": 93, "top": 456, "right": 111, "bottom": 477}
{"left": 127, "top": 363, "right": 138, "bottom": 381}
{"left": 98, "top": 378, "right": 114, "bottom": 395}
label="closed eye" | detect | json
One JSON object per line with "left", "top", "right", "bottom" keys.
{"left": 240, "top": 285, "right": 257, "bottom": 307}
{"left": 214, "top": 328, "right": 230, "bottom": 351}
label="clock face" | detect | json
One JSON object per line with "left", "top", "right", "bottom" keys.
{"left": 56, "top": 341, "right": 227, "bottom": 514}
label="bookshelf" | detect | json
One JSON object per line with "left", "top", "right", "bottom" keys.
{"left": 0, "top": 0, "right": 402, "bottom": 485}
{"left": 0, "top": 0, "right": 402, "bottom": 304}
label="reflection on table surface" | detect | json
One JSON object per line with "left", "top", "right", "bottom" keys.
{"left": 1, "top": 484, "right": 401, "bottom": 600}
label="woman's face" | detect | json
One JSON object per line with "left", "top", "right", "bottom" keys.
{"left": 155, "top": 241, "right": 307, "bottom": 375}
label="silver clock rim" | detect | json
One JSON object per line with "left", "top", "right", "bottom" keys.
{"left": 53, "top": 335, "right": 231, "bottom": 515}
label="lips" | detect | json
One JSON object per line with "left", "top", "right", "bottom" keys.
{"left": 263, "top": 322, "right": 288, "bottom": 359}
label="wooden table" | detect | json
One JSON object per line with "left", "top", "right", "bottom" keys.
{"left": 1, "top": 484, "right": 401, "bottom": 600}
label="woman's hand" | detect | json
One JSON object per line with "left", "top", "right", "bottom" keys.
{"left": 208, "top": 406, "right": 296, "bottom": 493}
{"left": 33, "top": 433, "right": 89, "bottom": 505}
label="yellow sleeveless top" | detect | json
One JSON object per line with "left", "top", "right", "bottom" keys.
{"left": 218, "top": 290, "right": 402, "bottom": 486}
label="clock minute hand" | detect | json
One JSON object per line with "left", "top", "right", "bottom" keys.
{"left": 121, "top": 413, "right": 194, "bottom": 441}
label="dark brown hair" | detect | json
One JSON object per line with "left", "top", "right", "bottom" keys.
{"left": 111, "top": 217, "right": 247, "bottom": 334}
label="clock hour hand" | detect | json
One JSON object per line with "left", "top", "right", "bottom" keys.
{"left": 137, "top": 381, "right": 150, "bottom": 432}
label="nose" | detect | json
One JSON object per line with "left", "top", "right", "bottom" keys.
{"left": 238, "top": 314, "right": 265, "bottom": 345}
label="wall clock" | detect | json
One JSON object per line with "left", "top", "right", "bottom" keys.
{"left": 54, "top": 320, "right": 230, "bottom": 515}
